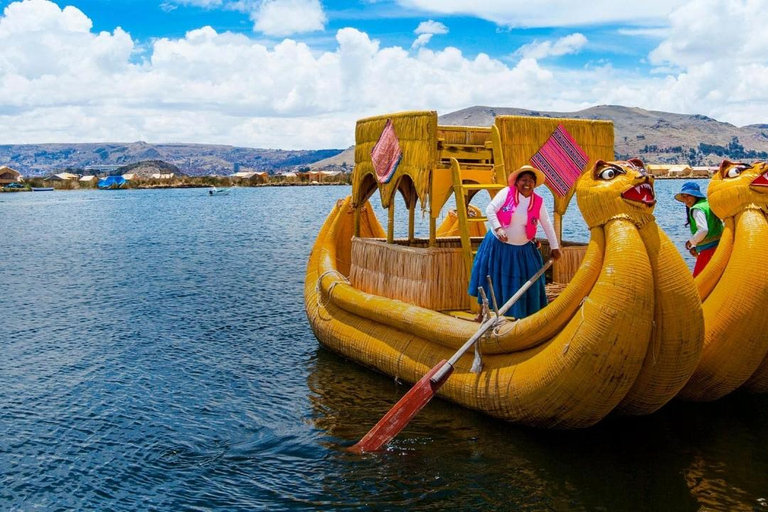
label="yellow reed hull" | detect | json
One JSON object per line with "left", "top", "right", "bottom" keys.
{"left": 683, "top": 208, "right": 768, "bottom": 399}
{"left": 305, "top": 196, "right": 675, "bottom": 429}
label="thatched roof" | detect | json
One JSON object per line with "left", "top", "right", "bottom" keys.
{"left": 0, "top": 165, "right": 22, "bottom": 183}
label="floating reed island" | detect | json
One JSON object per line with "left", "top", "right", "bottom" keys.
{"left": 304, "top": 110, "right": 768, "bottom": 433}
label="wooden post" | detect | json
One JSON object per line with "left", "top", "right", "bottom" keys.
{"left": 429, "top": 215, "right": 436, "bottom": 247}
{"left": 353, "top": 205, "right": 361, "bottom": 237}
{"left": 408, "top": 203, "right": 415, "bottom": 243}
{"left": 387, "top": 201, "right": 395, "bottom": 243}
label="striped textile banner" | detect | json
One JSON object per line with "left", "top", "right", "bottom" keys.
{"left": 530, "top": 125, "right": 588, "bottom": 197}
{"left": 370, "top": 119, "right": 402, "bottom": 184}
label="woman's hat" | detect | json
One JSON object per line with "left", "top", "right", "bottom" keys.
{"left": 674, "top": 181, "right": 706, "bottom": 202}
{"left": 507, "top": 165, "right": 546, "bottom": 188}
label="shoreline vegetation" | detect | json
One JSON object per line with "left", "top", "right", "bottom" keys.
{"left": 1, "top": 174, "right": 353, "bottom": 192}
{"left": 1, "top": 170, "right": 710, "bottom": 193}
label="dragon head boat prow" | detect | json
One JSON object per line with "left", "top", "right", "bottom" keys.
{"left": 708, "top": 160, "right": 768, "bottom": 219}
{"left": 576, "top": 158, "right": 656, "bottom": 229}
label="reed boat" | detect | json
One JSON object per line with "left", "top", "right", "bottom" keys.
{"left": 679, "top": 160, "right": 768, "bottom": 400}
{"left": 305, "top": 111, "right": 704, "bottom": 429}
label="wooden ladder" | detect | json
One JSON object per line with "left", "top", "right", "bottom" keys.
{"left": 449, "top": 157, "right": 505, "bottom": 284}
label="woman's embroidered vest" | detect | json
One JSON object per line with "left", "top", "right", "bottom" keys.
{"left": 496, "top": 188, "right": 542, "bottom": 241}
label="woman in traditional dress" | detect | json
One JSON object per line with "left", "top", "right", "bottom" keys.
{"left": 468, "top": 165, "right": 561, "bottom": 321}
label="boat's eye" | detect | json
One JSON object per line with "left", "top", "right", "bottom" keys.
{"left": 726, "top": 166, "right": 745, "bottom": 178}
{"left": 598, "top": 167, "right": 623, "bottom": 181}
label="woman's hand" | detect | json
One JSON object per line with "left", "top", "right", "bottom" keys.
{"left": 551, "top": 249, "right": 562, "bottom": 261}
{"left": 495, "top": 227, "right": 508, "bottom": 242}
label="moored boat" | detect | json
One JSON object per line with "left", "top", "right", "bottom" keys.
{"left": 680, "top": 160, "right": 768, "bottom": 399}
{"left": 208, "top": 186, "right": 231, "bottom": 196}
{"left": 305, "top": 111, "right": 703, "bottom": 429}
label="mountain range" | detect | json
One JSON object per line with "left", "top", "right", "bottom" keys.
{"left": 0, "top": 142, "right": 342, "bottom": 177}
{"left": 4, "top": 105, "right": 768, "bottom": 177}
{"left": 312, "top": 105, "right": 768, "bottom": 169}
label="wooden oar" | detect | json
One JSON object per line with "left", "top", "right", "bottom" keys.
{"left": 349, "top": 259, "right": 554, "bottom": 453}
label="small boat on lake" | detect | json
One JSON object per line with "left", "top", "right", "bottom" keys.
{"left": 304, "top": 111, "right": 704, "bottom": 429}
{"left": 208, "top": 186, "right": 231, "bottom": 196}
{"left": 31, "top": 187, "right": 54, "bottom": 191}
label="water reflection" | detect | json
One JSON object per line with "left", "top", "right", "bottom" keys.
{"left": 308, "top": 348, "right": 768, "bottom": 511}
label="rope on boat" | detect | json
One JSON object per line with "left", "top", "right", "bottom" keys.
{"left": 316, "top": 270, "right": 350, "bottom": 310}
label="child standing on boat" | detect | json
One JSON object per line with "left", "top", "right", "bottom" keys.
{"left": 674, "top": 181, "right": 723, "bottom": 277}
{"left": 469, "top": 165, "right": 561, "bottom": 321}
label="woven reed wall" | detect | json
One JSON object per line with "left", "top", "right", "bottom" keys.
{"left": 553, "top": 246, "right": 588, "bottom": 284}
{"left": 537, "top": 239, "right": 588, "bottom": 284}
{"left": 495, "top": 116, "right": 614, "bottom": 215}
{"left": 352, "top": 111, "right": 438, "bottom": 209}
{"left": 437, "top": 126, "right": 491, "bottom": 145}
{"left": 349, "top": 237, "right": 482, "bottom": 310}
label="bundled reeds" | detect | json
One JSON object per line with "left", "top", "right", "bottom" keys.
{"left": 437, "top": 126, "right": 491, "bottom": 145}
{"left": 495, "top": 116, "right": 614, "bottom": 216}
{"left": 352, "top": 111, "right": 438, "bottom": 209}
{"left": 349, "top": 236, "right": 482, "bottom": 311}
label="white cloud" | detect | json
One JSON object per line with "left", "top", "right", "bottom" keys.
{"left": 415, "top": 20, "right": 448, "bottom": 35}
{"left": 411, "top": 20, "right": 448, "bottom": 49}
{"left": 617, "top": 27, "right": 669, "bottom": 38}
{"left": 516, "top": 33, "right": 587, "bottom": 59}
{"left": 396, "top": 0, "right": 690, "bottom": 27}
{"left": 0, "top": 0, "right": 133, "bottom": 79}
{"left": 4, "top": 0, "right": 768, "bottom": 149}
{"left": 411, "top": 33, "right": 433, "bottom": 49}
{"left": 164, "top": 0, "right": 225, "bottom": 7}
{"left": 251, "top": 0, "right": 326, "bottom": 36}
{"left": 649, "top": 0, "right": 768, "bottom": 67}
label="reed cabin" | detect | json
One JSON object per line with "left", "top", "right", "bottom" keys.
{"left": 347, "top": 111, "right": 614, "bottom": 314}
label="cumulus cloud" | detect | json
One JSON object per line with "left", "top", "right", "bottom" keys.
{"left": 396, "top": 0, "right": 690, "bottom": 27}
{"left": 411, "top": 19, "right": 448, "bottom": 49}
{"left": 3, "top": 0, "right": 768, "bottom": 148}
{"left": 251, "top": 0, "right": 326, "bottom": 36}
{"left": 516, "top": 33, "right": 587, "bottom": 59}
{"left": 643, "top": 0, "right": 768, "bottom": 125}
{"left": 415, "top": 20, "right": 448, "bottom": 35}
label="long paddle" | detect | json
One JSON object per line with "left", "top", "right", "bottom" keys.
{"left": 349, "top": 258, "right": 554, "bottom": 453}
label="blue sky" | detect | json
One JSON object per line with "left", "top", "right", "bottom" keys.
{"left": 1, "top": 0, "right": 767, "bottom": 149}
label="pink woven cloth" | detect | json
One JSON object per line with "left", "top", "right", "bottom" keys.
{"left": 370, "top": 119, "right": 402, "bottom": 184}
{"left": 530, "top": 125, "right": 588, "bottom": 197}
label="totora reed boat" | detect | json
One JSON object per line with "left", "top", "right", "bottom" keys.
{"left": 680, "top": 160, "right": 768, "bottom": 400}
{"left": 305, "top": 111, "right": 706, "bottom": 429}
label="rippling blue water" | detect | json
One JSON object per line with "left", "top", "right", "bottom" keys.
{"left": 2, "top": 183, "right": 767, "bottom": 511}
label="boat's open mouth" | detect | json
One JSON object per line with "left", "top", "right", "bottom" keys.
{"left": 751, "top": 171, "right": 768, "bottom": 187}
{"left": 621, "top": 182, "right": 656, "bottom": 206}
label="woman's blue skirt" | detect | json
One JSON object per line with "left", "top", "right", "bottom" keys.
{"left": 467, "top": 232, "right": 547, "bottom": 319}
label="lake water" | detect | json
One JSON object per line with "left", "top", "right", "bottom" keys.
{"left": 2, "top": 182, "right": 767, "bottom": 511}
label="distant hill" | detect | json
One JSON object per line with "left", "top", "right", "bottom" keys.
{"left": 117, "top": 160, "right": 182, "bottom": 178}
{"left": 309, "top": 145, "right": 354, "bottom": 171}
{"left": 0, "top": 141, "right": 343, "bottom": 177}
{"left": 440, "top": 105, "right": 768, "bottom": 165}
{"left": 304, "top": 106, "right": 768, "bottom": 170}
{"left": 4, "top": 105, "right": 768, "bottom": 177}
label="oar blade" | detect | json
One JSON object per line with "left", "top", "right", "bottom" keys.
{"left": 349, "top": 360, "right": 452, "bottom": 453}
